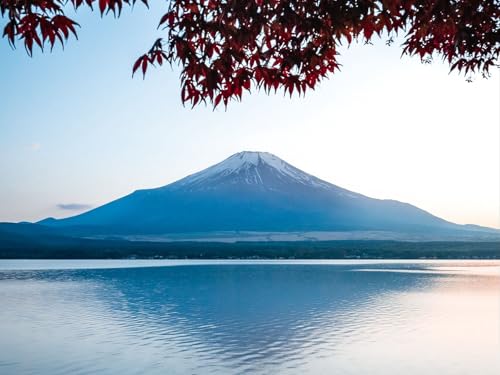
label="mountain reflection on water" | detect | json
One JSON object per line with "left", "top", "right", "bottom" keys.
{"left": 0, "top": 261, "right": 499, "bottom": 374}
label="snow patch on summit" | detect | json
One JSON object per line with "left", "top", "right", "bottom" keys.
{"left": 172, "top": 151, "right": 337, "bottom": 190}
{"left": 201, "top": 151, "right": 303, "bottom": 179}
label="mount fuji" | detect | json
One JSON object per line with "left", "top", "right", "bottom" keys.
{"left": 38, "top": 151, "right": 497, "bottom": 240}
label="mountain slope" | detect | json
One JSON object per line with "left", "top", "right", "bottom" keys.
{"left": 38, "top": 151, "right": 493, "bottom": 237}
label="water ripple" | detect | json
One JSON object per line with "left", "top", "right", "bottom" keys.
{"left": 0, "top": 261, "right": 499, "bottom": 374}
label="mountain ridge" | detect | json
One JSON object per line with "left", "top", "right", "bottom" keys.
{"left": 36, "top": 151, "right": 498, "bottom": 239}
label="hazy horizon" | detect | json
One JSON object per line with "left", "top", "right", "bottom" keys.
{"left": 1, "top": 5, "right": 499, "bottom": 229}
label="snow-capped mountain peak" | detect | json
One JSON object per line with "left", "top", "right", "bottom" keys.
{"left": 39, "top": 150, "right": 480, "bottom": 237}
{"left": 206, "top": 151, "right": 284, "bottom": 172}
{"left": 171, "top": 151, "right": 334, "bottom": 190}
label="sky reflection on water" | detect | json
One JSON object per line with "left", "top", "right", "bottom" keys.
{"left": 0, "top": 260, "right": 499, "bottom": 374}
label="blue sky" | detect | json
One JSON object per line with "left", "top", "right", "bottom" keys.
{"left": 1, "top": 4, "right": 499, "bottom": 228}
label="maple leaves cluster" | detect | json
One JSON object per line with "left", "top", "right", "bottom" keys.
{"left": 402, "top": 0, "right": 499, "bottom": 76}
{"left": 137, "top": 0, "right": 408, "bottom": 107}
{"left": 1, "top": 0, "right": 147, "bottom": 54}
{"left": 2, "top": 0, "right": 499, "bottom": 108}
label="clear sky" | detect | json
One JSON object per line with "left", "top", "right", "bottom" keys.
{"left": 1, "top": 4, "right": 499, "bottom": 229}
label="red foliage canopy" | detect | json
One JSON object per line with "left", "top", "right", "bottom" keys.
{"left": 2, "top": 0, "right": 499, "bottom": 108}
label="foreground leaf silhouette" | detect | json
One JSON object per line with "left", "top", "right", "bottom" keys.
{"left": 2, "top": 0, "right": 499, "bottom": 108}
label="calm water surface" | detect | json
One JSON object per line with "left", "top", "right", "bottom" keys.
{"left": 0, "top": 260, "right": 499, "bottom": 374}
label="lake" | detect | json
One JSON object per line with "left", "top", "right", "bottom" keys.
{"left": 0, "top": 260, "right": 499, "bottom": 374}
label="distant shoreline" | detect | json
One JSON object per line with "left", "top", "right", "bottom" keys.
{"left": 1, "top": 239, "right": 499, "bottom": 260}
